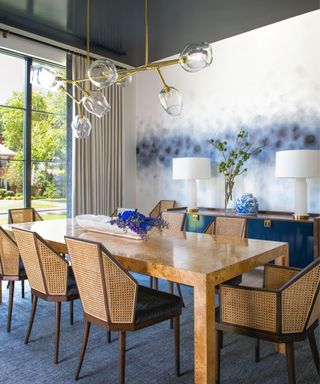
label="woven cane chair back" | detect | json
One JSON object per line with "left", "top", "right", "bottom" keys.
{"left": 220, "top": 286, "right": 278, "bottom": 333}
{"left": 149, "top": 200, "right": 175, "bottom": 218}
{"left": 13, "top": 228, "right": 68, "bottom": 295}
{"left": 36, "top": 238, "right": 68, "bottom": 295}
{"left": 66, "top": 238, "right": 138, "bottom": 324}
{"left": 213, "top": 217, "right": 247, "bottom": 238}
{"left": 161, "top": 212, "right": 185, "bottom": 232}
{"left": 9, "top": 208, "right": 43, "bottom": 224}
{"left": 281, "top": 260, "right": 320, "bottom": 334}
{"left": 264, "top": 264, "right": 300, "bottom": 289}
{"left": 0, "top": 227, "right": 20, "bottom": 276}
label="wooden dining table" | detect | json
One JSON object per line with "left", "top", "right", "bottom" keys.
{"left": 4, "top": 218, "right": 288, "bottom": 384}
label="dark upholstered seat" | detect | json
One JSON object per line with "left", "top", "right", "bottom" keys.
{"left": 67, "top": 272, "right": 78, "bottom": 297}
{"left": 135, "top": 285, "right": 183, "bottom": 324}
{"left": 18, "top": 259, "right": 27, "bottom": 278}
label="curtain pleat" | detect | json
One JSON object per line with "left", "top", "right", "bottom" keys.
{"left": 72, "top": 54, "right": 123, "bottom": 216}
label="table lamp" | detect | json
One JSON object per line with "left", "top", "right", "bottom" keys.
{"left": 275, "top": 149, "right": 320, "bottom": 220}
{"left": 173, "top": 157, "right": 211, "bottom": 212}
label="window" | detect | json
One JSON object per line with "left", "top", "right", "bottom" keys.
{"left": 0, "top": 50, "right": 67, "bottom": 223}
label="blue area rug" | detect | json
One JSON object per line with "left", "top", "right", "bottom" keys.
{"left": 0, "top": 275, "right": 318, "bottom": 383}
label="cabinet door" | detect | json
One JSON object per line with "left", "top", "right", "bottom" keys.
{"left": 248, "top": 220, "right": 314, "bottom": 268}
{"left": 184, "top": 214, "right": 214, "bottom": 233}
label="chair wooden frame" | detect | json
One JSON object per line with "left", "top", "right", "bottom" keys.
{"left": 150, "top": 212, "right": 186, "bottom": 308}
{"left": 12, "top": 227, "right": 79, "bottom": 364}
{"left": 7, "top": 208, "right": 43, "bottom": 299}
{"left": 65, "top": 236, "right": 182, "bottom": 384}
{"left": 149, "top": 200, "right": 176, "bottom": 218}
{"left": 0, "top": 226, "right": 27, "bottom": 332}
{"left": 216, "top": 259, "right": 320, "bottom": 384}
{"left": 8, "top": 208, "right": 43, "bottom": 225}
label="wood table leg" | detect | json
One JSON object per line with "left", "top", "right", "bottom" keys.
{"left": 275, "top": 248, "right": 289, "bottom": 355}
{"left": 194, "top": 278, "right": 216, "bottom": 384}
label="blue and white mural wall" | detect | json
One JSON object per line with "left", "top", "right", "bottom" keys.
{"left": 135, "top": 11, "right": 320, "bottom": 214}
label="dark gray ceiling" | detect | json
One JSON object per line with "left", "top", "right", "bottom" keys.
{"left": 0, "top": 0, "right": 318, "bottom": 66}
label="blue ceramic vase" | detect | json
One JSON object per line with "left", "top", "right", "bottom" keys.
{"left": 236, "top": 193, "right": 258, "bottom": 215}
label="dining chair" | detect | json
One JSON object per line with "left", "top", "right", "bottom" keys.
{"left": 149, "top": 200, "right": 176, "bottom": 218}
{"left": 0, "top": 226, "right": 27, "bottom": 332}
{"left": 211, "top": 217, "right": 247, "bottom": 287}
{"left": 12, "top": 227, "right": 79, "bottom": 364}
{"left": 149, "top": 212, "right": 185, "bottom": 307}
{"left": 8, "top": 208, "right": 43, "bottom": 224}
{"left": 216, "top": 259, "right": 320, "bottom": 384}
{"left": 65, "top": 236, "right": 183, "bottom": 384}
{"left": 7, "top": 208, "right": 43, "bottom": 299}
{"left": 212, "top": 216, "right": 247, "bottom": 237}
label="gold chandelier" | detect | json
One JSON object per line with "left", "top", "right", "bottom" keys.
{"left": 31, "top": 0, "right": 213, "bottom": 139}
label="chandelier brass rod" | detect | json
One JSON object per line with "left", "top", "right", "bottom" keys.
{"left": 55, "top": 58, "right": 180, "bottom": 85}
{"left": 74, "top": 82, "right": 90, "bottom": 96}
{"left": 86, "top": 0, "right": 90, "bottom": 71}
{"left": 145, "top": 0, "right": 149, "bottom": 66}
{"left": 58, "top": 86, "right": 82, "bottom": 104}
{"left": 156, "top": 67, "right": 169, "bottom": 92}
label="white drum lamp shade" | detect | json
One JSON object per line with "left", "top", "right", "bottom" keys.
{"left": 275, "top": 150, "right": 320, "bottom": 218}
{"left": 173, "top": 157, "right": 211, "bottom": 211}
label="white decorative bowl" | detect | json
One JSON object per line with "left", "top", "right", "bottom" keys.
{"left": 75, "top": 215, "right": 143, "bottom": 240}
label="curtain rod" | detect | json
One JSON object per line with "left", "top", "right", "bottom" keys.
{"left": 0, "top": 27, "right": 130, "bottom": 69}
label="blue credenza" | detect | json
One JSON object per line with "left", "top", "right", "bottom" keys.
{"left": 178, "top": 209, "right": 319, "bottom": 268}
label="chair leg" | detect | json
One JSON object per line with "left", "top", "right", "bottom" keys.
{"left": 216, "top": 330, "right": 223, "bottom": 384}
{"left": 0, "top": 280, "right": 2, "bottom": 304}
{"left": 119, "top": 331, "right": 126, "bottom": 384}
{"left": 255, "top": 339, "right": 260, "bottom": 363}
{"left": 21, "top": 280, "right": 25, "bottom": 299}
{"left": 285, "top": 342, "right": 296, "bottom": 384}
{"left": 154, "top": 277, "right": 159, "bottom": 290}
{"left": 308, "top": 330, "right": 320, "bottom": 374}
{"left": 54, "top": 302, "right": 61, "bottom": 364}
{"left": 25, "top": 295, "right": 38, "bottom": 344}
{"left": 108, "top": 330, "right": 112, "bottom": 344}
{"left": 70, "top": 301, "right": 74, "bottom": 325}
{"left": 173, "top": 316, "right": 180, "bottom": 377}
{"left": 7, "top": 281, "right": 15, "bottom": 332}
{"left": 75, "top": 321, "right": 91, "bottom": 380}
{"left": 176, "top": 283, "right": 185, "bottom": 307}
{"left": 168, "top": 282, "right": 174, "bottom": 329}
{"left": 149, "top": 276, "right": 153, "bottom": 288}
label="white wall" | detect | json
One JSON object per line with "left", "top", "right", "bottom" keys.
{"left": 135, "top": 10, "right": 320, "bottom": 214}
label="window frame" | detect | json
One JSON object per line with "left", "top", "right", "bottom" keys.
{"left": 0, "top": 48, "right": 69, "bottom": 214}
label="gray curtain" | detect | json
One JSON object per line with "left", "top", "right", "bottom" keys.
{"left": 72, "top": 54, "right": 123, "bottom": 216}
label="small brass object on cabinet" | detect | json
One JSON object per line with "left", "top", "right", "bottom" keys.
{"left": 264, "top": 220, "right": 272, "bottom": 228}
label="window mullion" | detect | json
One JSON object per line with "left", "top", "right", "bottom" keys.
{"left": 23, "top": 57, "right": 32, "bottom": 208}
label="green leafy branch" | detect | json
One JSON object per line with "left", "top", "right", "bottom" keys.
{"left": 209, "top": 130, "right": 264, "bottom": 209}
{"left": 208, "top": 130, "right": 263, "bottom": 182}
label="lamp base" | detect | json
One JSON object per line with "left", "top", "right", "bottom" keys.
{"left": 293, "top": 214, "right": 309, "bottom": 221}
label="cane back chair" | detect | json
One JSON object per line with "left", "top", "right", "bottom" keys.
{"left": 8, "top": 208, "right": 43, "bottom": 224}
{"left": 212, "top": 216, "right": 247, "bottom": 237}
{"left": 7, "top": 208, "right": 43, "bottom": 299}
{"left": 216, "top": 259, "right": 320, "bottom": 384}
{"left": 12, "top": 227, "right": 79, "bottom": 364}
{"left": 0, "top": 226, "right": 27, "bottom": 332}
{"left": 211, "top": 217, "right": 247, "bottom": 287}
{"left": 65, "top": 236, "right": 183, "bottom": 384}
{"left": 149, "top": 200, "right": 176, "bottom": 218}
{"left": 149, "top": 212, "right": 186, "bottom": 307}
